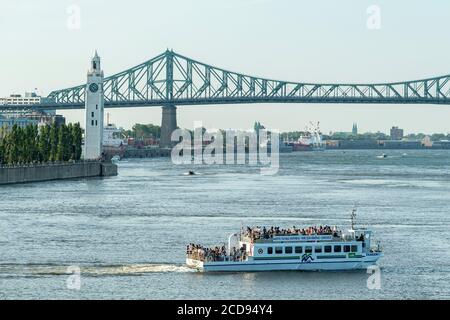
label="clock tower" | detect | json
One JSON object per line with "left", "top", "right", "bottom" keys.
{"left": 84, "top": 51, "right": 104, "bottom": 160}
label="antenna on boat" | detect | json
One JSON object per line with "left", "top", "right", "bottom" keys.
{"left": 351, "top": 207, "right": 357, "bottom": 230}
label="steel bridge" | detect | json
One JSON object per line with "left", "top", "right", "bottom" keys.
{"left": 3, "top": 49, "right": 450, "bottom": 111}
{"left": 2, "top": 49, "right": 450, "bottom": 146}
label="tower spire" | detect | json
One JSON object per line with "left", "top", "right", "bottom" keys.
{"left": 90, "top": 50, "right": 102, "bottom": 73}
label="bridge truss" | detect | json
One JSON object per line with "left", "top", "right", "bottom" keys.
{"left": 4, "top": 50, "right": 450, "bottom": 111}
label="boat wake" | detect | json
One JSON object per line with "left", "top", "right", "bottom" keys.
{"left": 0, "top": 263, "right": 196, "bottom": 277}
{"left": 80, "top": 264, "right": 196, "bottom": 275}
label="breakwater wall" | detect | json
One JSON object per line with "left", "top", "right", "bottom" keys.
{"left": 0, "top": 162, "right": 117, "bottom": 185}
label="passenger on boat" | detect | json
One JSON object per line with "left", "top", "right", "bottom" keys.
{"left": 241, "top": 225, "right": 337, "bottom": 241}
{"left": 186, "top": 243, "right": 247, "bottom": 262}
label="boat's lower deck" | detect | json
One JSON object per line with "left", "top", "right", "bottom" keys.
{"left": 186, "top": 253, "right": 383, "bottom": 272}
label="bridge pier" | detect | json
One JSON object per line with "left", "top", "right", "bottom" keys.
{"left": 160, "top": 105, "right": 177, "bottom": 148}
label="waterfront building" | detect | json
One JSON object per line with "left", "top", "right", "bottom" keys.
{"left": 390, "top": 126, "right": 404, "bottom": 140}
{"left": 338, "top": 139, "right": 382, "bottom": 149}
{"left": 435, "top": 140, "right": 450, "bottom": 149}
{"left": 0, "top": 115, "right": 38, "bottom": 132}
{"left": 1, "top": 92, "right": 42, "bottom": 106}
{"left": 0, "top": 92, "right": 55, "bottom": 115}
{"left": 0, "top": 112, "right": 65, "bottom": 133}
{"left": 382, "top": 140, "right": 421, "bottom": 149}
{"left": 84, "top": 51, "right": 105, "bottom": 160}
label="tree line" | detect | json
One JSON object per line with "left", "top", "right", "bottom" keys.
{"left": 0, "top": 123, "right": 82, "bottom": 166}
{"left": 123, "top": 123, "right": 161, "bottom": 139}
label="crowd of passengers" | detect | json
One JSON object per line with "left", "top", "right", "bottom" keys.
{"left": 241, "top": 225, "right": 341, "bottom": 241}
{"left": 186, "top": 244, "right": 248, "bottom": 262}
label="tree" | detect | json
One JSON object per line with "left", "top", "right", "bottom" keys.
{"left": 49, "top": 122, "right": 59, "bottom": 162}
{"left": 7, "top": 125, "right": 20, "bottom": 165}
{"left": 72, "top": 122, "right": 82, "bottom": 160}
{"left": 57, "top": 124, "right": 71, "bottom": 161}
{"left": 23, "top": 124, "right": 38, "bottom": 164}
{"left": 38, "top": 125, "right": 51, "bottom": 162}
{"left": 254, "top": 121, "right": 265, "bottom": 132}
{"left": 67, "top": 123, "right": 74, "bottom": 160}
{"left": 0, "top": 127, "right": 5, "bottom": 164}
{"left": 130, "top": 123, "right": 161, "bottom": 139}
{"left": 431, "top": 133, "right": 446, "bottom": 142}
{"left": 0, "top": 122, "right": 81, "bottom": 165}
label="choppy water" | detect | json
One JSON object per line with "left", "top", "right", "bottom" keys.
{"left": 1, "top": 150, "right": 450, "bottom": 299}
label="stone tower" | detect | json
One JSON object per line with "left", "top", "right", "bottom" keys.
{"left": 84, "top": 51, "right": 104, "bottom": 160}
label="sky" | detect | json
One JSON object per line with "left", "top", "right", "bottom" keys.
{"left": 1, "top": 0, "right": 450, "bottom": 134}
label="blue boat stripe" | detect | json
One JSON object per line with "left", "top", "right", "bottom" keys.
{"left": 205, "top": 260, "right": 372, "bottom": 267}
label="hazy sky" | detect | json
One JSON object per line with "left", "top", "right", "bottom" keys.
{"left": 1, "top": 0, "right": 450, "bottom": 134}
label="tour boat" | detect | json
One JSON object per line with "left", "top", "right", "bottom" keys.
{"left": 186, "top": 210, "right": 383, "bottom": 272}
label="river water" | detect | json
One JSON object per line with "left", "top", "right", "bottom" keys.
{"left": 1, "top": 150, "right": 450, "bottom": 299}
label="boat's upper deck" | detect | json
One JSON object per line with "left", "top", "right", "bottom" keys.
{"left": 240, "top": 225, "right": 366, "bottom": 243}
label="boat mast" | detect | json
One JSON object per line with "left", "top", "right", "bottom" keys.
{"left": 351, "top": 208, "right": 357, "bottom": 230}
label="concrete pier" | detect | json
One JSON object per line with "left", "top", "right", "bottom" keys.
{"left": 0, "top": 162, "right": 117, "bottom": 185}
{"left": 160, "top": 105, "right": 177, "bottom": 148}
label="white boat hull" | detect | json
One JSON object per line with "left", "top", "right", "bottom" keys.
{"left": 187, "top": 254, "right": 383, "bottom": 272}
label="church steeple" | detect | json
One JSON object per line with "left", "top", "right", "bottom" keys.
{"left": 352, "top": 123, "right": 358, "bottom": 135}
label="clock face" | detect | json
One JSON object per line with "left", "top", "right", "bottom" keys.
{"left": 89, "top": 83, "right": 99, "bottom": 93}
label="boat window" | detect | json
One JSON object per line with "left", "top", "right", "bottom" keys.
{"left": 267, "top": 247, "right": 273, "bottom": 254}
{"left": 351, "top": 245, "right": 358, "bottom": 253}
{"left": 285, "top": 247, "right": 293, "bottom": 254}
{"left": 314, "top": 246, "right": 322, "bottom": 253}
{"left": 334, "top": 245, "right": 342, "bottom": 253}
{"left": 295, "top": 247, "right": 302, "bottom": 254}
{"left": 275, "top": 247, "right": 283, "bottom": 254}
{"left": 324, "top": 246, "right": 332, "bottom": 253}
{"left": 305, "top": 246, "right": 312, "bottom": 254}
{"left": 344, "top": 245, "right": 351, "bottom": 253}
